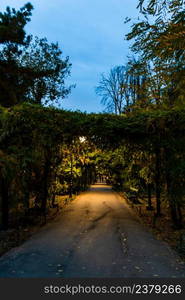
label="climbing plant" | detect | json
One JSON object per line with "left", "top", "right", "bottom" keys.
{"left": 0, "top": 103, "right": 185, "bottom": 229}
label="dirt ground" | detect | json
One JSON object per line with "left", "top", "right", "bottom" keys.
{"left": 123, "top": 194, "right": 185, "bottom": 261}
{"left": 0, "top": 195, "right": 72, "bottom": 257}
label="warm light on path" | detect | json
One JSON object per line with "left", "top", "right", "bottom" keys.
{"left": 0, "top": 184, "right": 184, "bottom": 278}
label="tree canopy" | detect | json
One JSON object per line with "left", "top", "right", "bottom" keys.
{"left": 125, "top": 0, "right": 185, "bottom": 108}
{"left": 0, "top": 3, "right": 73, "bottom": 107}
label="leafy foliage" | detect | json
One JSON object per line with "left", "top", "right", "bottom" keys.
{"left": 0, "top": 0, "right": 185, "bottom": 234}
{"left": 1, "top": 104, "right": 185, "bottom": 228}
{"left": 0, "top": 3, "right": 73, "bottom": 107}
{"left": 126, "top": 0, "right": 185, "bottom": 108}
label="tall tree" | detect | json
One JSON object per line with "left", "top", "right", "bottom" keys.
{"left": 0, "top": 4, "right": 73, "bottom": 107}
{"left": 96, "top": 66, "right": 127, "bottom": 114}
{"left": 125, "top": 57, "right": 150, "bottom": 110}
{"left": 18, "top": 36, "right": 73, "bottom": 105}
{"left": 126, "top": 0, "right": 185, "bottom": 107}
{"left": 0, "top": 3, "right": 33, "bottom": 107}
{"left": 0, "top": 3, "right": 33, "bottom": 45}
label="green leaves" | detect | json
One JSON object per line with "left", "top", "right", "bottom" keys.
{"left": 0, "top": 3, "right": 73, "bottom": 108}
{"left": 0, "top": 3, "right": 33, "bottom": 45}
{"left": 126, "top": 0, "right": 185, "bottom": 108}
{"left": 0, "top": 103, "right": 185, "bottom": 228}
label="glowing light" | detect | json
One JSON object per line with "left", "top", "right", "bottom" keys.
{"left": 79, "top": 136, "right": 86, "bottom": 143}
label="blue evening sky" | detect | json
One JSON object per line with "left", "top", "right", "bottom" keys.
{"left": 0, "top": 0, "right": 139, "bottom": 113}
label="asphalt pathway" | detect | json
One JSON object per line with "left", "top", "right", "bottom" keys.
{"left": 0, "top": 184, "right": 184, "bottom": 278}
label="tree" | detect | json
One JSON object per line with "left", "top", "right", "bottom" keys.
{"left": 126, "top": 0, "right": 185, "bottom": 107}
{"left": 19, "top": 36, "right": 73, "bottom": 105}
{"left": 0, "top": 4, "right": 73, "bottom": 107}
{"left": 96, "top": 59, "right": 153, "bottom": 114}
{"left": 96, "top": 66, "right": 127, "bottom": 114}
{"left": 137, "top": 0, "right": 184, "bottom": 16}
{"left": 0, "top": 3, "right": 33, "bottom": 107}
{"left": 124, "top": 57, "right": 151, "bottom": 110}
{"left": 0, "top": 3, "right": 33, "bottom": 45}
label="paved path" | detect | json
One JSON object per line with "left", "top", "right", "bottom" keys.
{"left": 0, "top": 184, "right": 184, "bottom": 278}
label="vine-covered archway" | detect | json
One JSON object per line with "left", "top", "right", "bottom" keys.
{"left": 0, "top": 103, "right": 185, "bottom": 229}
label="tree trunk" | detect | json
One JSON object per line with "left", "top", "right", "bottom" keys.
{"left": 1, "top": 177, "right": 9, "bottom": 230}
{"left": 41, "top": 151, "right": 51, "bottom": 215}
{"left": 164, "top": 147, "right": 182, "bottom": 229}
{"left": 155, "top": 147, "right": 161, "bottom": 216}
{"left": 146, "top": 183, "right": 153, "bottom": 210}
